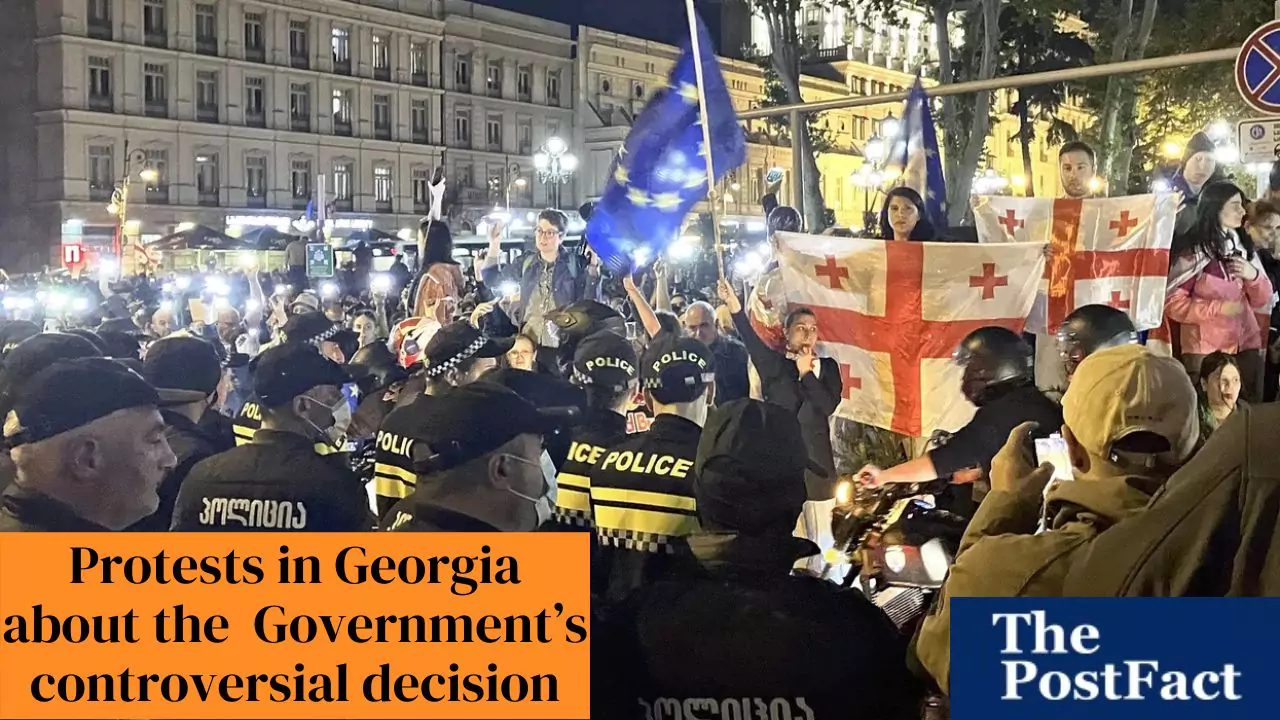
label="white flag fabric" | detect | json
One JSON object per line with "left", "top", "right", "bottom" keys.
{"left": 972, "top": 193, "right": 1177, "bottom": 333}
{"left": 773, "top": 231, "right": 1046, "bottom": 437}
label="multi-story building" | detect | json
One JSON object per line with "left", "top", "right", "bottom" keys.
{"left": 0, "top": 0, "right": 576, "bottom": 268}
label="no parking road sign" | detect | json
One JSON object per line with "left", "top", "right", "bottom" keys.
{"left": 1238, "top": 20, "right": 1280, "bottom": 114}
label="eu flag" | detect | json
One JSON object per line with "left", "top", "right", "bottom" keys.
{"left": 887, "top": 77, "right": 947, "bottom": 230}
{"left": 584, "top": 16, "right": 746, "bottom": 273}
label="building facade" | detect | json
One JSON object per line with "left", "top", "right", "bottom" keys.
{"left": 0, "top": 0, "right": 576, "bottom": 267}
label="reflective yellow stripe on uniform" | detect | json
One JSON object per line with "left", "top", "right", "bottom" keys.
{"left": 233, "top": 425, "right": 255, "bottom": 445}
{"left": 555, "top": 472, "right": 592, "bottom": 513}
{"left": 374, "top": 462, "right": 416, "bottom": 501}
{"left": 590, "top": 486, "right": 699, "bottom": 547}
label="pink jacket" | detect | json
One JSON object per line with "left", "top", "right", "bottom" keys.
{"left": 1165, "top": 255, "right": 1273, "bottom": 354}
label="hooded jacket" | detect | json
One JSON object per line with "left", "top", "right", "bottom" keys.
{"left": 1063, "top": 404, "right": 1280, "bottom": 597}
{"left": 914, "top": 469, "right": 1164, "bottom": 695}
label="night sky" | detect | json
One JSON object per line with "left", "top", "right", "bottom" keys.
{"left": 476, "top": 0, "right": 730, "bottom": 51}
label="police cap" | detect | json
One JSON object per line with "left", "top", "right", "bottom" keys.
{"left": 641, "top": 334, "right": 714, "bottom": 404}
{"left": 422, "top": 321, "right": 514, "bottom": 379}
{"left": 411, "top": 382, "right": 562, "bottom": 473}
{"left": 573, "top": 330, "right": 638, "bottom": 390}
{"left": 143, "top": 335, "right": 222, "bottom": 404}
{"left": 4, "top": 358, "right": 160, "bottom": 447}
{"left": 252, "top": 343, "right": 349, "bottom": 408}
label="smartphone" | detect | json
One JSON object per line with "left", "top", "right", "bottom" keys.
{"left": 625, "top": 321, "right": 639, "bottom": 341}
{"left": 1034, "top": 434, "right": 1073, "bottom": 482}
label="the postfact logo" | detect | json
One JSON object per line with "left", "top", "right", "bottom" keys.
{"left": 950, "top": 599, "right": 1270, "bottom": 719}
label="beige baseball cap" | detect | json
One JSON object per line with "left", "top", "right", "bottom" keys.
{"left": 1062, "top": 344, "right": 1198, "bottom": 469}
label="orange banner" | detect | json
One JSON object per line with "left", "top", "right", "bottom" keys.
{"left": 0, "top": 533, "right": 590, "bottom": 719}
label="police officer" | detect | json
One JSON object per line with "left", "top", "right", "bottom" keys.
{"left": 383, "top": 383, "right": 557, "bottom": 532}
{"left": 590, "top": 334, "right": 715, "bottom": 600}
{"left": 372, "top": 321, "right": 513, "bottom": 518}
{"left": 172, "top": 343, "right": 374, "bottom": 531}
{"left": 232, "top": 311, "right": 345, "bottom": 448}
{"left": 0, "top": 359, "right": 176, "bottom": 531}
{"left": 130, "top": 336, "right": 231, "bottom": 531}
{"left": 859, "top": 327, "right": 1062, "bottom": 516}
{"left": 593, "top": 400, "right": 921, "bottom": 720}
{"left": 548, "top": 330, "right": 639, "bottom": 531}
{"left": 1056, "top": 303, "right": 1139, "bottom": 382}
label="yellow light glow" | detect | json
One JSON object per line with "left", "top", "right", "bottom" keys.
{"left": 1162, "top": 142, "right": 1182, "bottom": 159}
{"left": 1012, "top": 175, "right": 1028, "bottom": 188}
{"left": 123, "top": 219, "right": 141, "bottom": 233}
{"left": 1087, "top": 177, "right": 1105, "bottom": 193}
{"left": 139, "top": 168, "right": 159, "bottom": 183}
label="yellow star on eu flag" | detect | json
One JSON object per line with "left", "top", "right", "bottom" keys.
{"left": 614, "top": 164, "right": 630, "bottom": 184}
{"left": 652, "top": 192, "right": 681, "bottom": 211}
{"left": 683, "top": 171, "right": 708, "bottom": 189}
{"left": 676, "top": 82, "right": 699, "bottom": 105}
{"left": 627, "top": 187, "right": 651, "bottom": 207}
{"left": 697, "top": 142, "right": 708, "bottom": 158}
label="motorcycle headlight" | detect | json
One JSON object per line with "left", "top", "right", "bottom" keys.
{"left": 920, "top": 538, "right": 952, "bottom": 585}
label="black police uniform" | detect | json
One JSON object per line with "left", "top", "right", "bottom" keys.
{"left": 589, "top": 413, "right": 703, "bottom": 598}
{"left": 0, "top": 484, "right": 109, "bottom": 532}
{"left": 552, "top": 408, "right": 628, "bottom": 530}
{"left": 372, "top": 394, "right": 435, "bottom": 520}
{"left": 234, "top": 396, "right": 340, "bottom": 457}
{"left": 128, "top": 409, "right": 226, "bottom": 531}
{"left": 172, "top": 429, "right": 374, "bottom": 531}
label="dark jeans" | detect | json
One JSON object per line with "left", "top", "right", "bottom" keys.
{"left": 1181, "top": 350, "right": 1264, "bottom": 403}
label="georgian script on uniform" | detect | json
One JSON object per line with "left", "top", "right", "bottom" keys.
{"left": 199, "top": 497, "right": 308, "bottom": 529}
{"left": 639, "top": 697, "right": 814, "bottom": 720}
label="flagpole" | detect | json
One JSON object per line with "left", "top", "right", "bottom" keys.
{"left": 683, "top": 0, "right": 726, "bottom": 279}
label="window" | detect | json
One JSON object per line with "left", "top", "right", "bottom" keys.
{"left": 455, "top": 55, "right": 470, "bottom": 90}
{"left": 243, "top": 12, "right": 264, "bottom": 60}
{"left": 373, "top": 33, "right": 390, "bottom": 80}
{"left": 456, "top": 162, "right": 473, "bottom": 188}
{"left": 454, "top": 109, "right": 470, "bottom": 148}
{"left": 88, "top": 56, "right": 112, "bottom": 111}
{"left": 410, "top": 42, "right": 429, "bottom": 84}
{"left": 244, "top": 77, "right": 265, "bottom": 126}
{"left": 517, "top": 67, "right": 531, "bottom": 100}
{"left": 331, "top": 26, "right": 350, "bottom": 73}
{"left": 600, "top": 76, "right": 612, "bottom": 95}
{"left": 143, "top": 0, "right": 166, "bottom": 46}
{"left": 245, "top": 156, "right": 267, "bottom": 206}
{"left": 518, "top": 118, "right": 532, "bottom": 154}
{"left": 373, "top": 94, "right": 391, "bottom": 139}
{"left": 332, "top": 161, "right": 353, "bottom": 210}
{"left": 196, "top": 154, "right": 219, "bottom": 205}
{"left": 88, "top": 145, "right": 114, "bottom": 201}
{"left": 412, "top": 167, "right": 430, "bottom": 211}
{"left": 547, "top": 119, "right": 560, "bottom": 139}
{"left": 143, "top": 63, "right": 167, "bottom": 117}
{"left": 291, "top": 159, "right": 312, "bottom": 203}
{"left": 195, "top": 4, "right": 216, "bottom": 54}
{"left": 289, "top": 20, "right": 308, "bottom": 68}
{"left": 374, "top": 166, "right": 392, "bottom": 210}
{"left": 331, "top": 88, "right": 352, "bottom": 135}
{"left": 289, "top": 82, "right": 310, "bottom": 131}
{"left": 487, "top": 61, "right": 502, "bottom": 97}
{"left": 547, "top": 71, "right": 560, "bottom": 105}
{"left": 143, "top": 149, "right": 168, "bottom": 203}
{"left": 411, "top": 99, "right": 428, "bottom": 143}
{"left": 633, "top": 81, "right": 645, "bottom": 100}
{"left": 196, "top": 70, "right": 218, "bottom": 121}
{"left": 486, "top": 114, "right": 502, "bottom": 150}
{"left": 87, "top": 0, "right": 112, "bottom": 39}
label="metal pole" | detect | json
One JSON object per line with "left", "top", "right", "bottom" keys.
{"left": 789, "top": 109, "right": 804, "bottom": 211}
{"left": 739, "top": 47, "right": 1239, "bottom": 121}
{"left": 683, "top": 0, "right": 727, "bottom": 278}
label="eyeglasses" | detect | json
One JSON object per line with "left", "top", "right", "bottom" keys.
{"left": 534, "top": 228, "right": 562, "bottom": 238}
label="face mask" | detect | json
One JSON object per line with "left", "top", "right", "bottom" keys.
{"left": 498, "top": 451, "right": 555, "bottom": 528}
{"left": 299, "top": 395, "right": 350, "bottom": 449}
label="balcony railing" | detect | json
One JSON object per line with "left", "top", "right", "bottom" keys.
{"left": 374, "top": 124, "right": 391, "bottom": 141}
{"left": 89, "top": 185, "right": 113, "bottom": 202}
{"left": 375, "top": 200, "right": 393, "bottom": 213}
{"left": 292, "top": 195, "right": 309, "bottom": 210}
{"left": 291, "top": 116, "right": 310, "bottom": 132}
{"left": 245, "top": 45, "right": 265, "bottom": 63}
{"left": 333, "top": 57, "right": 351, "bottom": 75}
{"left": 333, "top": 119, "right": 352, "bottom": 136}
{"left": 374, "top": 66, "right": 390, "bottom": 81}
{"left": 144, "top": 30, "right": 167, "bottom": 48}
{"left": 414, "top": 201, "right": 429, "bottom": 215}
{"left": 245, "top": 111, "right": 266, "bottom": 128}
{"left": 413, "top": 128, "right": 429, "bottom": 144}
{"left": 196, "top": 105, "right": 219, "bottom": 123}
{"left": 290, "top": 53, "right": 309, "bottom": 70}
{"left": 196, "top": 36, "right": 217, "bottom": 56}
{"left": 198, "top": 190, "right": 220, "bottom": 207}
{"left": 144, "top": 100, "right": 167, "bottom": 118}
{"left": 88, "top": 94, "right": 113, "bottom": 112}
{"left": 144, "top": 185, "right": 170, "bottom": 205}
{"left": 411, "top": 72, "right": 429, "bottom": 87}
{"left": 247, "top": 193, "right": 266, "bottom": 208}
{"left": 333, "top": 198, "right": 353, "bottom": 212}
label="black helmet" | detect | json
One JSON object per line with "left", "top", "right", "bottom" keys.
{"left": 953, "top": 327, "right": 1033, "bottom": 406}
{"left": 548, "top": 300, "right": 624, "bottom": 375}
{"left": 346, "top": 342, "right": 408, "bottom": 398}
{"left": 1056, "top": 304, "right": 1138, "bottom": 379}
{"left": 767, "top": 205, "right": 802, "bottom": 236}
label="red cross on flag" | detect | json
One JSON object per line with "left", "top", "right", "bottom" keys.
{"left": 972, "top": 193, "right": 1177, "bottom": 334}
{"left": 773, "top": 231, "right": 1046, "bottom": 437}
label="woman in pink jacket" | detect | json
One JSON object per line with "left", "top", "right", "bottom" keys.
{"left": 1165, "top": 181, "right": 1274, "bottom": 401}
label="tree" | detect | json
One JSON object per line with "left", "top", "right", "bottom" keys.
{"left": 1090, "top": 0, "right": 1159, "bottom": 190}
{"left": 999, "top": 7, "right": 1092, "bottom": 196}
{"left": 749, "top": 0, "right": 847, "bottom": 231}
{"left": 757, "top": 59, "right": 836, "bottom": 156}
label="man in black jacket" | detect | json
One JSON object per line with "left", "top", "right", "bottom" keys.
{"left": 593, "top": 399, "right": 921, "bottom": 720}
{"left": 383, "top": 382, "right": 559, "bottom": 532}
{"left": 131, "top": 336, "right": 232, "bottom": 531}
{"left": 683, "top": 301, "right": 749, "bottom": 403}
{"left": 172, "top": 344, "right": 374, "bottom": 531}
{"left": 0, "top": 359, "right": 176, "bottom": 532}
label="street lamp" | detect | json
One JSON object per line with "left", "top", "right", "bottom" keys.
{"left": 533, "top": 135, "right": 577, "bottom": 209}
{"left": 1208, "top": 119, "right": 1231, "bottom": 142}
{"left": 880, "top": 112, "right": 900, "bottom": 142}
{"left": 105, "top": 147, "right": 159, "bottom": 278}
